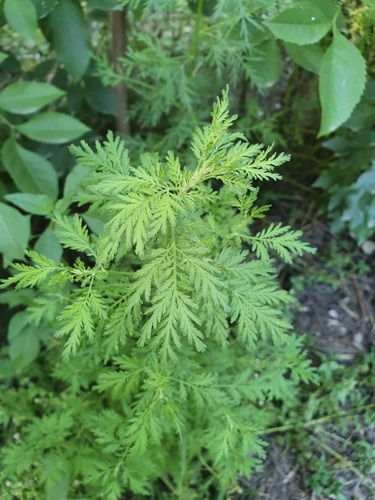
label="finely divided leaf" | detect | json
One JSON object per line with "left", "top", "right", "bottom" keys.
{"left": 57, "top": 291, "right": 95, "bottom": 358}
{"left": 53, "top": 213, "right": 97, "bottom": 258}
{"left": 0, "top": 250, "right": 64, "bottom": 289}
{"left": 250, "top": 223, "right": 313, "bottom": 263}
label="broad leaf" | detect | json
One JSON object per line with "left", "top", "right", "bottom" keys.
{"left": 309, "top": 0, "right": 346, "bottom": 29}
{"left": 16, "top": 112, "right": 90, "bottom": 144}
{"left": 63, "top": 164, "right": 90, "bottom": 200}
{"left": 1, "top": 137, "right": 58, "bottom": 199}
{"left": 35, "top": 227, "right": 63, "bottom": 264}
{"left": 55, "top": 164, "right": 90, "bottom": 214}
{"left": 8, "top": 311, "right": 40, "bottom": 371}
{"left": 250, "top": 37, "right": 281, "bottom": 88}
{"left": 84, "top": 77, "right": 117, "bottom": 115}
{"left": 0, "top": 52, "right": 8, "bottom": 64}
{"left": 284, "top": 42, "right": 324, "bottom": 74}
{"left": 318, "top": 33, "right": 366, "bottom": 136}
{"left": 5, "top": 193, "right": 54, "bottom": 215}
{"left": 0, "top": 202, "right": 30, "bottom": 262}
{"left": 3, "top": 0, "right": 38, "bottom": 40}
{"left": 47, "top": 0, "right": 90, "bottom": 81}
{"left": 87, "top": 0, "right": 118, "bottom": 9}
{"left": 32, "top": 0, "right": 58, "bottom": 18}
{"left": 265, "top": 1, "right": 331, "bottom": 45}
{"left": 0, "top": 81, "right": 65, "bottom": 114}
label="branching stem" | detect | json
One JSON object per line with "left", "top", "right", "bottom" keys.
{"left": 262, "top": 403, "right": 375, "bottom": 435}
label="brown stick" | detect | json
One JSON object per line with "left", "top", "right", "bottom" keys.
{"left": 109, "top": 9, "right": 130, "bottom": 135}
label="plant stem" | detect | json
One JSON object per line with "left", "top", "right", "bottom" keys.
{"left": 188, "top": 0, "right": 203, "bottom": 78}
{"left": 311, "top": 436, "right": 375, "bottom": 491}
{"left": 177, "top": 438, "right": 187, "bottom": 492}
{"left": 262, "top": 403, "right": 375, "bottom": 435}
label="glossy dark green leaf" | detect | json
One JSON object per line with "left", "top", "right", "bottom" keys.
{"left": 0, "top": 202, "right": 30, "bottom": 262}
{"left": 47, "top": 0, "right": 90, "bottom": 81}
{"left": 1, "top": 137, "right": 58, "bottom": 199}
{"left": 16, "top": 112, "right": 90, "bottom": 144}
{"left": 318, "top": 33, "right": 367, "bottom": 136}
{"left": 0, "top": 81, "right": 65, "bottom": 114}
{"left": 3, "top": 0, "right": 38, "bottom": 40}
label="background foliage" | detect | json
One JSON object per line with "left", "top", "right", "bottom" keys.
{"left": 0, "top": 0, "right": 374, "bottom": 499}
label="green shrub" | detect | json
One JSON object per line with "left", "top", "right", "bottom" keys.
{"left": 0, "top": 90, "right": 316, "bottom": 499}
{"left": 312, "top": 1, "right": 375, "bottom": 243}
{"left": 0, "top": 0, "right": 119, "bottom": 267}
{"left": 314, "top": 80, "right": 375, "bottom": 244}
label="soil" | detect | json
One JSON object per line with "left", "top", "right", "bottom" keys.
{"left": 233, "top": 211, "right": 375, "bottom": 500}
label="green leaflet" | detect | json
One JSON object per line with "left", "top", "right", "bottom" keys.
{"left": 3, "top": 0, "right": 38, "bottom": 40}
{"left": 47, "top": 0, "right": 91, "bottom": 81}
{"left": 0, "top": 81, "right": 65, "bottom": 114}
{"left": 0, "top": 202, "right": 30, "bottom": 263}
{"left": 32, "top": 0, "right": 58, "bottom": 18}
{"left": 34, "top": 227, "right": 63, "bottom": 265}
{"left": 7, "top": 311, "right": 40, "bottom": 371}
{"left": 318, "top": 33, "right": 367, "bottom": 137}
{"left": 265, "top": 1, "right": 331, "bottom": 46}
{"left": 5, "top": 193, "right": 54, "bottom": 215}
{"left": 1, "top": 137, "right": 58, "bottom": 200}
{"left": 249, "top": 37, "right": 282, "bottom": 88}
{"left": 284, "top": 42, "right": 324, "bottom": 74}
{"left": 16, "top": 112, "right": 90, "bottom": 144}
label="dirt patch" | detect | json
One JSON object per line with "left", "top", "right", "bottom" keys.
{"left": 295, "top": 277, "right": 375, "bottom": 361}
{"left": 235, "top": 215, "right": 375, "bottom": 500}
{"left": 234, "top": 439, "right": 309, "bottom": 500}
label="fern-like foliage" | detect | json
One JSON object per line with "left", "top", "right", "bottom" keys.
{"left": 0, "top": 89, "right": 316, "bottom": 499}
{"left": 3, "top": 88, "right": 308, "bottom": 360}
{"left": 94, "top": 0, "right": 284, "bottom": 155}
{"left": 1, "top": 88, "right": 312, "bottom": 362}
